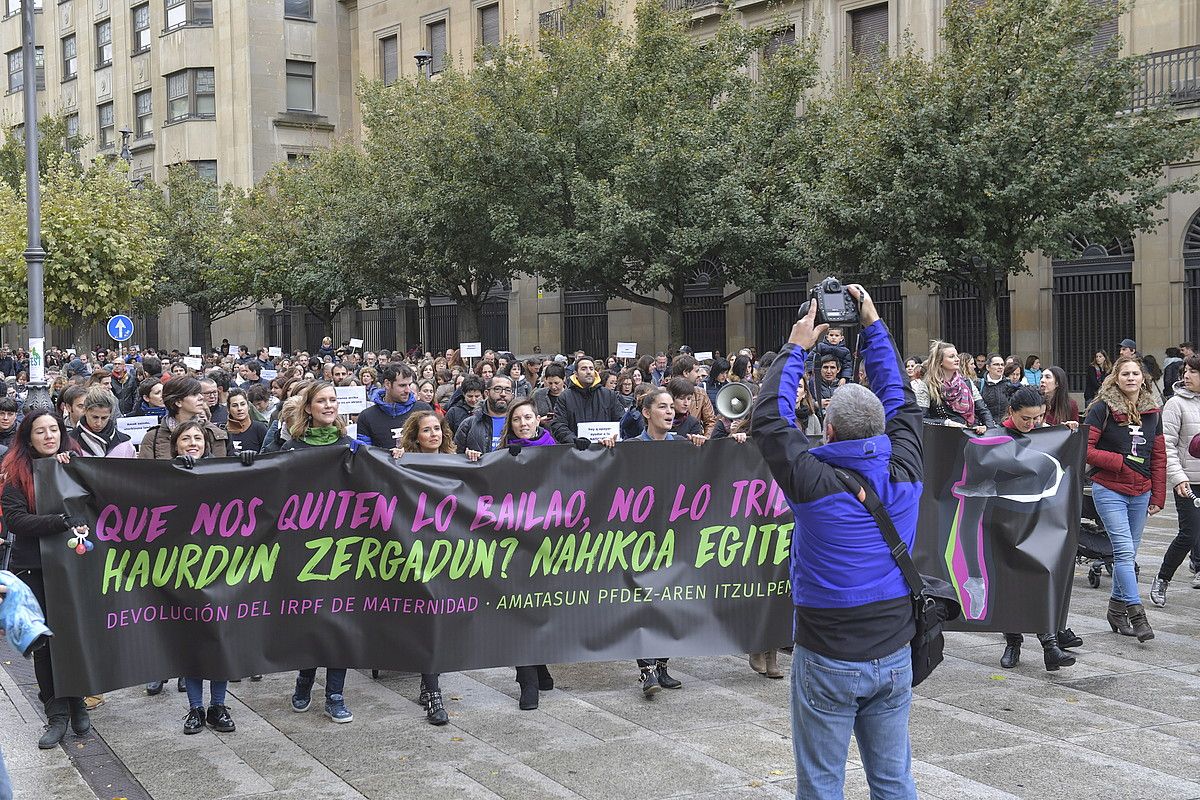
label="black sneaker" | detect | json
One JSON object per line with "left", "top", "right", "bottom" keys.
{"left": 206, "top": 704, "right": 235, "bottom": 733}
{"left": 655, "top": 662, "right": 682, "bottom": 690}
{"left": 183, "top": 706, "right": 206, "bottom": 735}
{"left": 640, "top": 669, "right": 661, "bottom": 697}
{"left": 146, "top": 680, "right": 165, "bottom": 696}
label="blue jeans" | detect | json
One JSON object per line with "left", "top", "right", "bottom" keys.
{"left": 297, "top": 668, "right": 346, "bottom": 698}
{"left": 0, "top": 745, "right": 12, "bottom": 800}
{"left": 1091, "top": 483, "right": 1151, "bottom": 604}
{"left": 791, "top": 644, "right": 917, "bottom": 800}
{"left": 184, "top": 678, "right": 228, "bottom": 708}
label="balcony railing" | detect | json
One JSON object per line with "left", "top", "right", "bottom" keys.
{"left": 539, "top": 1, "right": 607, "bottom": 35}
{"left": 1131, "top": 45, "right": 1200, "bottom": 111}
{"left": 662, "top": 0, "right": 723, "bottom": 11}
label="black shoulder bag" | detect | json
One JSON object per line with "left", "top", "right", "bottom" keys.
{"left": 833, "top": 469, "right": 962, "bottom": 687}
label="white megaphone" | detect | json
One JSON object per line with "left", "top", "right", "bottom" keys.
{"left": 714, "top": 381, "right": 754, "bottom": 420}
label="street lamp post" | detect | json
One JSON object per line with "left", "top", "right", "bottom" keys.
{"left": 413, "top": 49, "right": 433, "bottom": 348}
{"left": 21, "top": 0, "right": 51, "bottom": 410}
{"left": 414, "top": 49, "right": 433, "bottom": 78}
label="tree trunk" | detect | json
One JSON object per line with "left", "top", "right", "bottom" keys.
{"left": 980, "top": 275, "right": 1000, "bottom": 356}
{"left": 457, "top": 296, "right": 483, "bottom": 345}
{"left": 201, "top": 315, "right": 214, "bottom": 353}
{"left": 667, "top": 295, "right": 685, "bottom": 350}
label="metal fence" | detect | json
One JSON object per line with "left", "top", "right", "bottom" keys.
{"left": 539, "top": 0, "right": 606, "bottom": 35}
{"left": 755, "top": 280, "right": 904, "bottom": 357}
{"left": 1130, "top": 45, "right": 1200, "bottom": 112}
{"left": 1186, "top": 265, "right": 1200, "bottom": 348}
{"left": 258, "top": 309, "right": 293, "bottom": 352}
{"left": 683, "top": 291, "right": 726, "bottom": 355}
{"left": 356, "top": 307, "right": 399, "bottom": 353}
{"left": 1052, "top": 261, "right": 1134, "bottom": 394}
{"left": 427, "top": 297, "right": 510, "bottom": 355}
{"left": 938, "top": 279, "right": 1011, "bottom": 360}
{"left": 662, "top": 0, "right": 721, "bottom": 11}
{"left": 563, "top": 290, "right": 609, "bottom": 357}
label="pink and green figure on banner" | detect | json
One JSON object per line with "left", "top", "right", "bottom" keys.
{"left": 945, "top": 435, "right": 1066, "bottom": 622}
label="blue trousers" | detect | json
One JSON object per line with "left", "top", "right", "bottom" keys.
{"left": 791, "top": 644, "right": 917, "bottom": 800}
{"left": 1091, "top": 483, "right": 1151, "bottom": 604}
{"left": 184, "top": 678, "right": 228, "bottom": 708}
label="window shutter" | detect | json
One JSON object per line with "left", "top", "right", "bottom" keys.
{"left": 430, "top": 20, "right": 447, "bottom": 73}
{"left": 850, "top": 3, "right": 888, "bottom": 72}
{"left": 1090, "top": 0, "right": 1118, "bottom": 56}
{"left": 380, "top": 35, "right": 398, "bottom": 85}
{"left": 764, "top": 25, "right": 796, "bottom": 60}
{"left": 481, "top": 4, "right": 500, "bottom": 48}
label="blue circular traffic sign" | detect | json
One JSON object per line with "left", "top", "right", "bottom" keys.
{"left": 107, "top": 315, "right": 134, "bottom": 342}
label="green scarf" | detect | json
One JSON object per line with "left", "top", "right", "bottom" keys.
{"left": 302, "top": 425, "right": 341, "bottom": 447}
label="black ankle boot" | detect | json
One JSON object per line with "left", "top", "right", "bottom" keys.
{"left": 1056, "top": 628, "right": 1083, "bottom": 649}
{"left": 1038, "top": 633, "right": 1076, "bottom": 671}
{"left": 515, "top": 666, "right": 539, "bottom": 710}
{"left": 1000, "top": 633, "right": 1022, "bottom": 669}
{"left": 39, "top": 699, "right": 70, "bottom": 749}
{"left": 536, "top": 664, "right": 554, "bottom": 691}
{"left": 67, "top": 697, "right": 91, "bottom": 735}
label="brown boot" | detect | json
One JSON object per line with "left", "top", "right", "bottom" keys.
{"left": 1106, "top": 597, "right": 1134, "bottom": 636}
{"left": 748, "top": 652, "right": 767, "bottom": 675}
{"left": 764, "top": 650, "right": 784, "bottom": 679}
{"left": 1126, "top": 603, "right": 1154, "bottom": 642}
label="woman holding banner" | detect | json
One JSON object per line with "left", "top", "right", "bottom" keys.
{"left": 996, "top": 387, "right": 1082, "bottom": 671}
{"left": 387, "top": 410, "right": 457, "bottom": 725}
{"left": 282, "top": 382, "right": 357, "bottom": 724}
{"left": 1085, "top": 356, "right": 1166, "bottom": 642}
{"left": 497, "top": 397, "right": 576, "bottom": 710}
{"left": 0, "top": 411, "right": 93, "bottom": 748}
{"left": 169, "top": 421, "right": 238, "bottom": 735}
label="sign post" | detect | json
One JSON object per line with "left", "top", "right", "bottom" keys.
{"left": 107, "top": 315, "right": 134, "bottom": 344}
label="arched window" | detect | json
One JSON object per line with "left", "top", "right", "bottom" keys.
{"left": 683, "top": 260, "right": 727, "bottom": 355}
{"left": 1183, "top": 208, "right": 1200, "bottom": 345}
{"left": 1052, "top": 234, "right": 1135, "bottom": 392}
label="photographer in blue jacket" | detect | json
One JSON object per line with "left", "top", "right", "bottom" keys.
{"left": 751, "top": 284, "right": 922, "bottom": 800}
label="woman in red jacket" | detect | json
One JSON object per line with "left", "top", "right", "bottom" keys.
{"left": 1084, "top": 355, "right": 1166, "bottom": 642}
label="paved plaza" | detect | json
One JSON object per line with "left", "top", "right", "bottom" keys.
{"left": 3, "top": 508, "right": 1200, "bottom": 800}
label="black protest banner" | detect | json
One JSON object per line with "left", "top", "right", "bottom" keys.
{"left": 913, "top": 424, "right": 1085, "bottom": 634}
{"left": 37, "top": 441, "right": 797, "bottom": 697}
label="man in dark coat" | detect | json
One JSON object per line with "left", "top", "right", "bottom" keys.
{"left": 550, "top": 357, "right": 624, "bottom": 443}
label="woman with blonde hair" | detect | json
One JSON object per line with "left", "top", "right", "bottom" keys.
{"left": 1085, "top": 355, "right": 1166, "bottom": 642}
{"left": 915, "top": 340, "right": 995, "bottom": 434}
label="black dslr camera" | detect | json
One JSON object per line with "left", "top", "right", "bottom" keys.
{"left": 797, "top": 277, "right": 859, "bottom": 325}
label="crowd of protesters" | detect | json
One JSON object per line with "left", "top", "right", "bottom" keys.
{"left": 0, "top": 325, "right": 1196, "bottom": 800}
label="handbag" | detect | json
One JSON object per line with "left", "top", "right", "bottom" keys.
{"left": 833, "top": 469, "right": 962, "bottom": 687}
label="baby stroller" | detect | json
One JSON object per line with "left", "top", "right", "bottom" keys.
{"left": 1078, "top": 484, "right": 1140, "bottom": 588}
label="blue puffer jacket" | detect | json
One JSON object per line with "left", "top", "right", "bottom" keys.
{"left": 751, "top": 320, "right": 923, "bottom": 609}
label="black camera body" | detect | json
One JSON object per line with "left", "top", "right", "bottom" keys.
{"left": 797, "top": 277, "right": 859, "bottom": 325}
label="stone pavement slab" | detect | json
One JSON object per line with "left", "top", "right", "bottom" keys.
{"left": 5, "top": 512, "right": 1200, "bottom": 800}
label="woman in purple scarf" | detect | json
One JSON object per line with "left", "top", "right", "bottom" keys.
{"left": 499, "top": 397, "right": 559, "bottom": 709}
